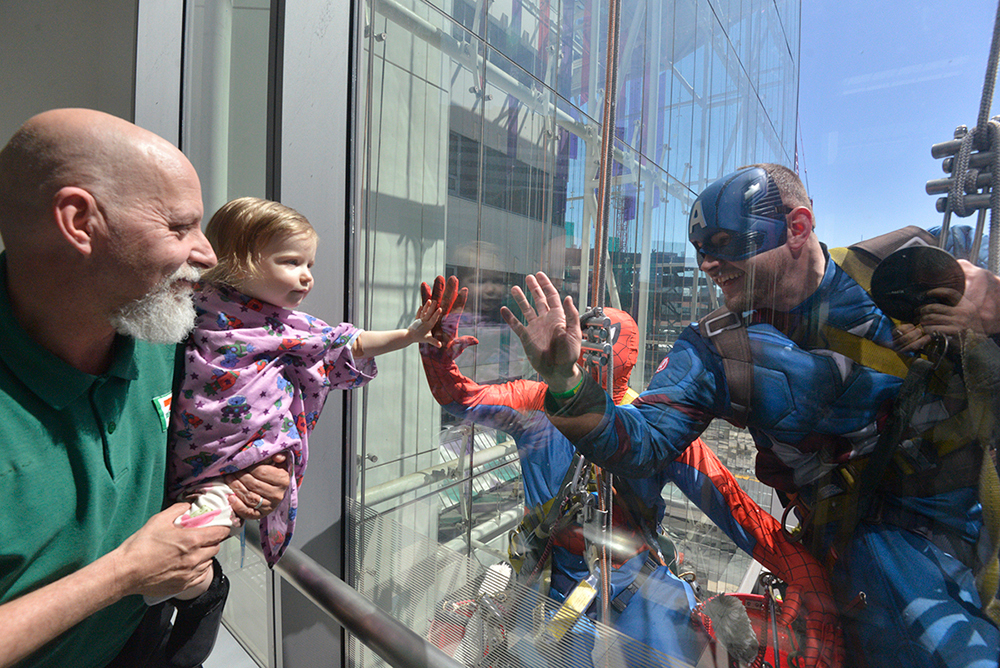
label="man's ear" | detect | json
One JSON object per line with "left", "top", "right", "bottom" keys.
{"left": 786, "top": 206, "right": 814, "bottom": 251}
{"left": 52, "top": 186, "right": 100, "bottom": 256}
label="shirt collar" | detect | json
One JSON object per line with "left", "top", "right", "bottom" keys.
{"left": 0, "top": 253, "right": 139, "bottom": 410}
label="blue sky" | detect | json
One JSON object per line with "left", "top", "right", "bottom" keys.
{"left": 798, "top": 1, "right": 1000, "bottom": 249}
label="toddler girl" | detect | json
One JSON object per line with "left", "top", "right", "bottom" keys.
{"left": 166, "top": 197, "right": 439, "bottom": 597}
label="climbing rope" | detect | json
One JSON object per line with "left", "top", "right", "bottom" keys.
{"left": 977, "top": 2, "right": 1000, "bottom": 134}
{"left": 933, "top": 0, "right": 1000, "bottom": 273}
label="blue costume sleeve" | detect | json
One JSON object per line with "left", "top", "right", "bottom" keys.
{"left": 556, "top": 328, "right": 726, "bottom": 479}
{"left": 420, "top": 343, "right": 581, "bottom": 507}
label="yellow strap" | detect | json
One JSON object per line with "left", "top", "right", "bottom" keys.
{"left": 956, "top": 335, "right": 1000, "bottom": 625}
{"left": 921, "top": 411, "right": 977, "bottom": 459}
{"left": 545, "top": 576, "right": 598, "bottom": 640}
{"left": 508, "top": 498, "right": 555, "bottom": 572}
{"left": 977, "top": 449, "right": 1000, "bottom": 625}
{"left": 821, "top": 326, "right": 911, "bottom": 379}
{"left": 824, "top": 246, "right": 912, "bottom": 378}
{"left": 964, "top": 338, "right": 1000, "bottom": 625}
{"left": 829, "top": 246, "right": 878, "bottom": 293}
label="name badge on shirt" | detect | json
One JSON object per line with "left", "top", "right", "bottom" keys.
{"left": 153, "top": 393, "right": 172, "bottom": 432}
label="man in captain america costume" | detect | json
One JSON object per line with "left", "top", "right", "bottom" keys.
{"left": 419, "top": 275, "right": 842, "bottom": 668}
{"left": 500, "top": 164, "right": 1000, "bottom": 668}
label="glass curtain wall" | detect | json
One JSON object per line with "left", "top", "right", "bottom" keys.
{"left": 350, "top": 0, "right": 799, "bottom": 662}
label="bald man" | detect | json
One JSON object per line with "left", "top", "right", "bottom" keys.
{"left": 0, "top": 109, "right": 288, "bottom": 668}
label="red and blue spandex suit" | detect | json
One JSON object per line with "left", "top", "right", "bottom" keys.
{"left": 419, "top": 292, "right": 836, "bottom": 666}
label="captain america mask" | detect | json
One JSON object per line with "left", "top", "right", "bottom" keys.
{"left": 688, "top": 167, "right": 791, "bottom": 262}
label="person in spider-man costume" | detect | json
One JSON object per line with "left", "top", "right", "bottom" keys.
{"left": 419, "top": 275, "right": 841, "bottom": 668}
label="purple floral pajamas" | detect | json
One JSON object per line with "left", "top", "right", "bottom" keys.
{"left": 169, "top": 283, "right": 376, "bottom": 564}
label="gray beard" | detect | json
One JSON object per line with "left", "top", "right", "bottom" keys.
{"left": 110, "top": 265, "right": 201, "bottom": 344}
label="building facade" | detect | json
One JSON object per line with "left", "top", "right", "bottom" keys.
{"left": 1, "top": 0, "right": 800, "bottom": 665}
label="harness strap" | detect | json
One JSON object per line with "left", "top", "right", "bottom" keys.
{"left": 698, "top": 308, "right": 753, "bottom": 427}
{"left": 823, "top": 227, "right": 937, "bottom": 379}
{"left": 962, "top": 334, "right": 1000, "bottom": 625}
{"left": 819, "top": 326, "right": 910, "bottom": 379}
{"left": 976, "top": 441, "right": 1000, "bottom": 625}
{"left": 830, "top": 357, "right": 936, "bottom": 564}
{"left": 610, "top": 552, "right": 659, "bottom": 613}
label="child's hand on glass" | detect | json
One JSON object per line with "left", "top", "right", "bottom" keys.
{"left": 407, "top": 299, "right": 444, "bottom": 348}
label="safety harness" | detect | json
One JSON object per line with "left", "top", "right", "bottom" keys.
{"left": 507, "top": 396, "right": 680, "bottom": 647}
{"left": 508, "top": 310, "right": 677, "bottom": 638}
{"left": 697, "top": 226, "right": 1000, "bottom": 623}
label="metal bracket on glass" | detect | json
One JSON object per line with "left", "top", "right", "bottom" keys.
{"left": 579, "top": 307, "right": 614, "bottom": 396}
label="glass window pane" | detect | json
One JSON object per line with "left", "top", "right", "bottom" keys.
{"left": 351, "top": 0, "right": 811, "bottom": 665}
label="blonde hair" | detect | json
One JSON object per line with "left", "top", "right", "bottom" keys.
{"left": 202, "top": 197, "right": 318, "bottom": 287}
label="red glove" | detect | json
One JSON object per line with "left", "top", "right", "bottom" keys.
{"left": 419, "top": 276, "right": 479, "bottom": 405}
{"left": 419, "top": 276, "right": 479, "bottom": 359}
{"left": 418, "top": 276, "right": 546, "bottom": 412}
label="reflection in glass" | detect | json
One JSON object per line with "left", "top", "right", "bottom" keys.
{"left": 351, "top": 0, "right": 801, "bottom": 666}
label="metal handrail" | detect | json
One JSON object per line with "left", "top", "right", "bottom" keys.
{"left": 243, "top": 523, "right": 463, "bottom": 668}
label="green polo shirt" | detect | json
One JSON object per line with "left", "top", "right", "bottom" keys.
{"left": 0, "top": 254, "right": 176, "bottom": 668}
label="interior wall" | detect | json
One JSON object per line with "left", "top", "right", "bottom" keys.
{"left": 0, "top": 0, "right": 138, "bottom": 143}
{"left": 0, "top": 0, "right": 139, "bottom": 255}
